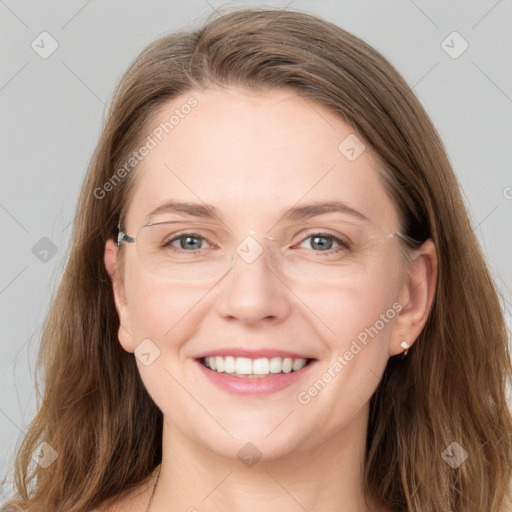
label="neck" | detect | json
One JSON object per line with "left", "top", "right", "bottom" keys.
{"left": 149, "top": 406, "right": 380, "bottom": 512}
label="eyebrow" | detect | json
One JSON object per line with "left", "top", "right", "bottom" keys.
{"left": 282, "top": 201, "right": 369, "bottom": 223}
{"left": 146, "top": 201, "right": 219, "bottom": 221}
{"left": 146, "top": 200, "right": 370, "bottom": 224}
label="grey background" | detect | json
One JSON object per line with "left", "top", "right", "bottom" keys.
{"left": 1, "top": 0, "right": 511, "bottom": 497}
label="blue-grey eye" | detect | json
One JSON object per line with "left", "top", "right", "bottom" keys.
{"left": 296, "top": 233, "right": 350, "bottom": 253}
{"left": 309, "top": 235, "right": 334, "bottom": 251}
{"left": 170, "top": 234, "right": 206, "bottom": 251}
{"left": 300, "top": 234, "right": 338, "bottom": 251}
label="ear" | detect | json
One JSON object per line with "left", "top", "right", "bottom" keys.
{"left": 104, "top": 239, "right": 136, "bottom": 353}
{"left": 389, "top": 239, "right": 437, "bottom": 356}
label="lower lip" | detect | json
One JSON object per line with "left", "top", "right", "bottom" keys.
{"left": 195, "top": 359, "right": 316, "bottom": 395}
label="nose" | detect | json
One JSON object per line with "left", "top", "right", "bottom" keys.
{"left": 214, "top": 239, "right": 292, "bottom": 327}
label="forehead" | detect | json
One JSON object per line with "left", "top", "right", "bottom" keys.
{"left": 123, "top": 87, "right": 398, "bottom": 231}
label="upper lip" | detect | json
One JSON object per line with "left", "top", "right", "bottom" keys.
{"left": 194, "top": 348, "right": 315, "bottom": 360}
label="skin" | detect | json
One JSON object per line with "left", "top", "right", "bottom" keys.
{"left": 103, "top": 87, "right": 437, "bottom": 512}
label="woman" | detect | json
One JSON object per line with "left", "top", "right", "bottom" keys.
{"left": 2, "top": 8, "right": 511, "bottom": 512}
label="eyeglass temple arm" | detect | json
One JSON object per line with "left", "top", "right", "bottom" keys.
{"left": 117, "top": 225, "right": 135, "bottom": 247}
{"left": 385, "top": 231, "right": 423, "bottom": 245}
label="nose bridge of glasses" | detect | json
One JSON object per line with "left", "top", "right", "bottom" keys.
{"left": 230, "top": 231, "right": 280, "bottom": 268}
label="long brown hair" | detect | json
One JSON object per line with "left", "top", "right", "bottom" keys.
{"left": 2, "top": 8, "right": 511, "bottom": 512}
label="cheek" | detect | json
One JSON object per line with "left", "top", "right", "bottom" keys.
{"left": 301, "top": 255, "right": 402, "bottom": 347}
{"left": 122, "top": 270, "right": 208, "bottom": 413}
{"left": 125, "top": 270, "right": 207, "bottom": 345}
{"left": 296, "top": 256, "right": 402, "bottom": 401}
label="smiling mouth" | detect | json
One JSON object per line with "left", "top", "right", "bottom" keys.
{"left": 199, "top": 356, "right": 315, "bottom": 378}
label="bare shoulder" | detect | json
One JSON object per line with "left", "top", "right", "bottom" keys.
{"left": 87, "top": 494, "right": 139, "bottom": 512}
{"left": 88, "top": 493, "right": 144, "bottom": 512}
{"left": 89, "top": 468, "right": 159, "bottom": 512}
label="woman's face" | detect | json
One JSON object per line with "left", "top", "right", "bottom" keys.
{"left": 107, "top": 87, "right": 423, "bottom": 461}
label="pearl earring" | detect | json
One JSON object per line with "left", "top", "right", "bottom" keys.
{"left": 400, "top": 341, "right": 409, "bottom": 356}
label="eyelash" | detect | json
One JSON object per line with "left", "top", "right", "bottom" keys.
{"left": 163, "top": 232, "right": 351, "bottom": 256}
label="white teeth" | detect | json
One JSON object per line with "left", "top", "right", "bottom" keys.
{"left": 202, "top": 356, "right": 308, "bottom": 376}
{"left": 215, "top": 356, "right": 225, "bottom": 372}
{"left": 253, "top": 358, "right": 270, "bottom": 375}
{"left": 224, "top": 355, "right": 236, "bottom": 373}
{"left": 292, "top": 358, "right": 305, "bottom": 371}
{"left": 235, "top": 357, "right": 252, "bottom": 375}
{"left": 269, "top": 357, "right": 282, "bottom": 373}
{"left": 282, "top": 358, "right": 293, "bottom": 373}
